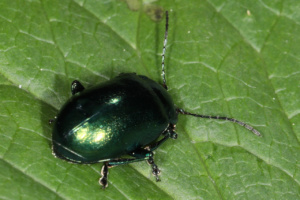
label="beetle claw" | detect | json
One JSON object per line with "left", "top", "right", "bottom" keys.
{"left": 170, "top": 131, "right": 178, "bottom": 139}
{"left": 155, "top": 176, "right": 161, "bottom": 182}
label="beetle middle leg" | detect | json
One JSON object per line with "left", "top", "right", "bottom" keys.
{"left": 146, "top": 124, "right": 177, "bottom": 152}
{"left": 128, "top": 149, "right": 161, "bottom": 182}
{"left": 99, "top": 124, "right": 177, "bottom": 188}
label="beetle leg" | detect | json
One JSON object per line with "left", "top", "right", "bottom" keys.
{"left": 99, "top": 162, "right": 109, "bottom": 189}
{"left": 147, "top": 124, "right": 177, "bottom": 152}
{"left": 104, "top": 149, "right": 161, "bottom": 183}
{"left": 129, "top": 149, "right": 161, "bottom": 182}
{"left": 128, "top": 149, "right": 153, "bottom": 158}
{"left": 108, "top": 157, "right": 149, "bottom": 166}
{"left": 99, "top": 156, "right": 150, "bottom": 188}
{"left": 147, "top": 157, "right": 161, "bottom": 182}
{"left": 71, "top": 80, "right": 85, "bottom": 95}
{"left": 147, "top": 134, "right": 169, "bottom": 151}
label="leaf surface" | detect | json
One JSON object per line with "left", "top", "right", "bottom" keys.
{"left": 0, "top": 0, "right": 299, "bottom": 199}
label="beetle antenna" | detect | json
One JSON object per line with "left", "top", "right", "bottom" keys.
{"left": 161, "top": 11, "right": 169, "bottom": 90}
{"left": 176, "top": 108, "right": 261, "bottom": 137}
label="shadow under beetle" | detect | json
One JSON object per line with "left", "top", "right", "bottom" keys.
{"left": 50, "top": 11, "right": 261, "bottom": 189}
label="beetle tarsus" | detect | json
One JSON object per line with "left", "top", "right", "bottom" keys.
{"left": 170, "top": 130, "right": 178, "bottom": 139}
{"left": 147, "top": 158, "right": 161, "bottom": 182}
{"left": 100, "top": 177, "right": 108, "bottom": 189}
{"left": 99, "top": 163, "right": 109, "bottom": 189}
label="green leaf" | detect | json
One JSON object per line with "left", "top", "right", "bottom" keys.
{"left": 0, "top": 0, "right": 299, "bottom": 199}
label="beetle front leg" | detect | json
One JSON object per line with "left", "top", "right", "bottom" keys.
{"left": 71, "top": 80, "right": 85, "bottom": 95}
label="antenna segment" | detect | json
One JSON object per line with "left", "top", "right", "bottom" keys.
{"left": 161, "top": 11, "right": 169, "bottom": 90}
{"left": 177, "top": 108, "right": 261, "bottom": 136}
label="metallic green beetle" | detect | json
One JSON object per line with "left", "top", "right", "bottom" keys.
{"left": 51, "top": 11, "right": 261, "bottom": 189}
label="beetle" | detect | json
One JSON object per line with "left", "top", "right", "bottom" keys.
{"left": 50, "top": 11, "right": 261, "bottom": 189}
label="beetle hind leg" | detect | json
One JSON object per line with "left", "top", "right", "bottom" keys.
{"left": 99, "top": 162, "right": 109, "bottom": 189}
